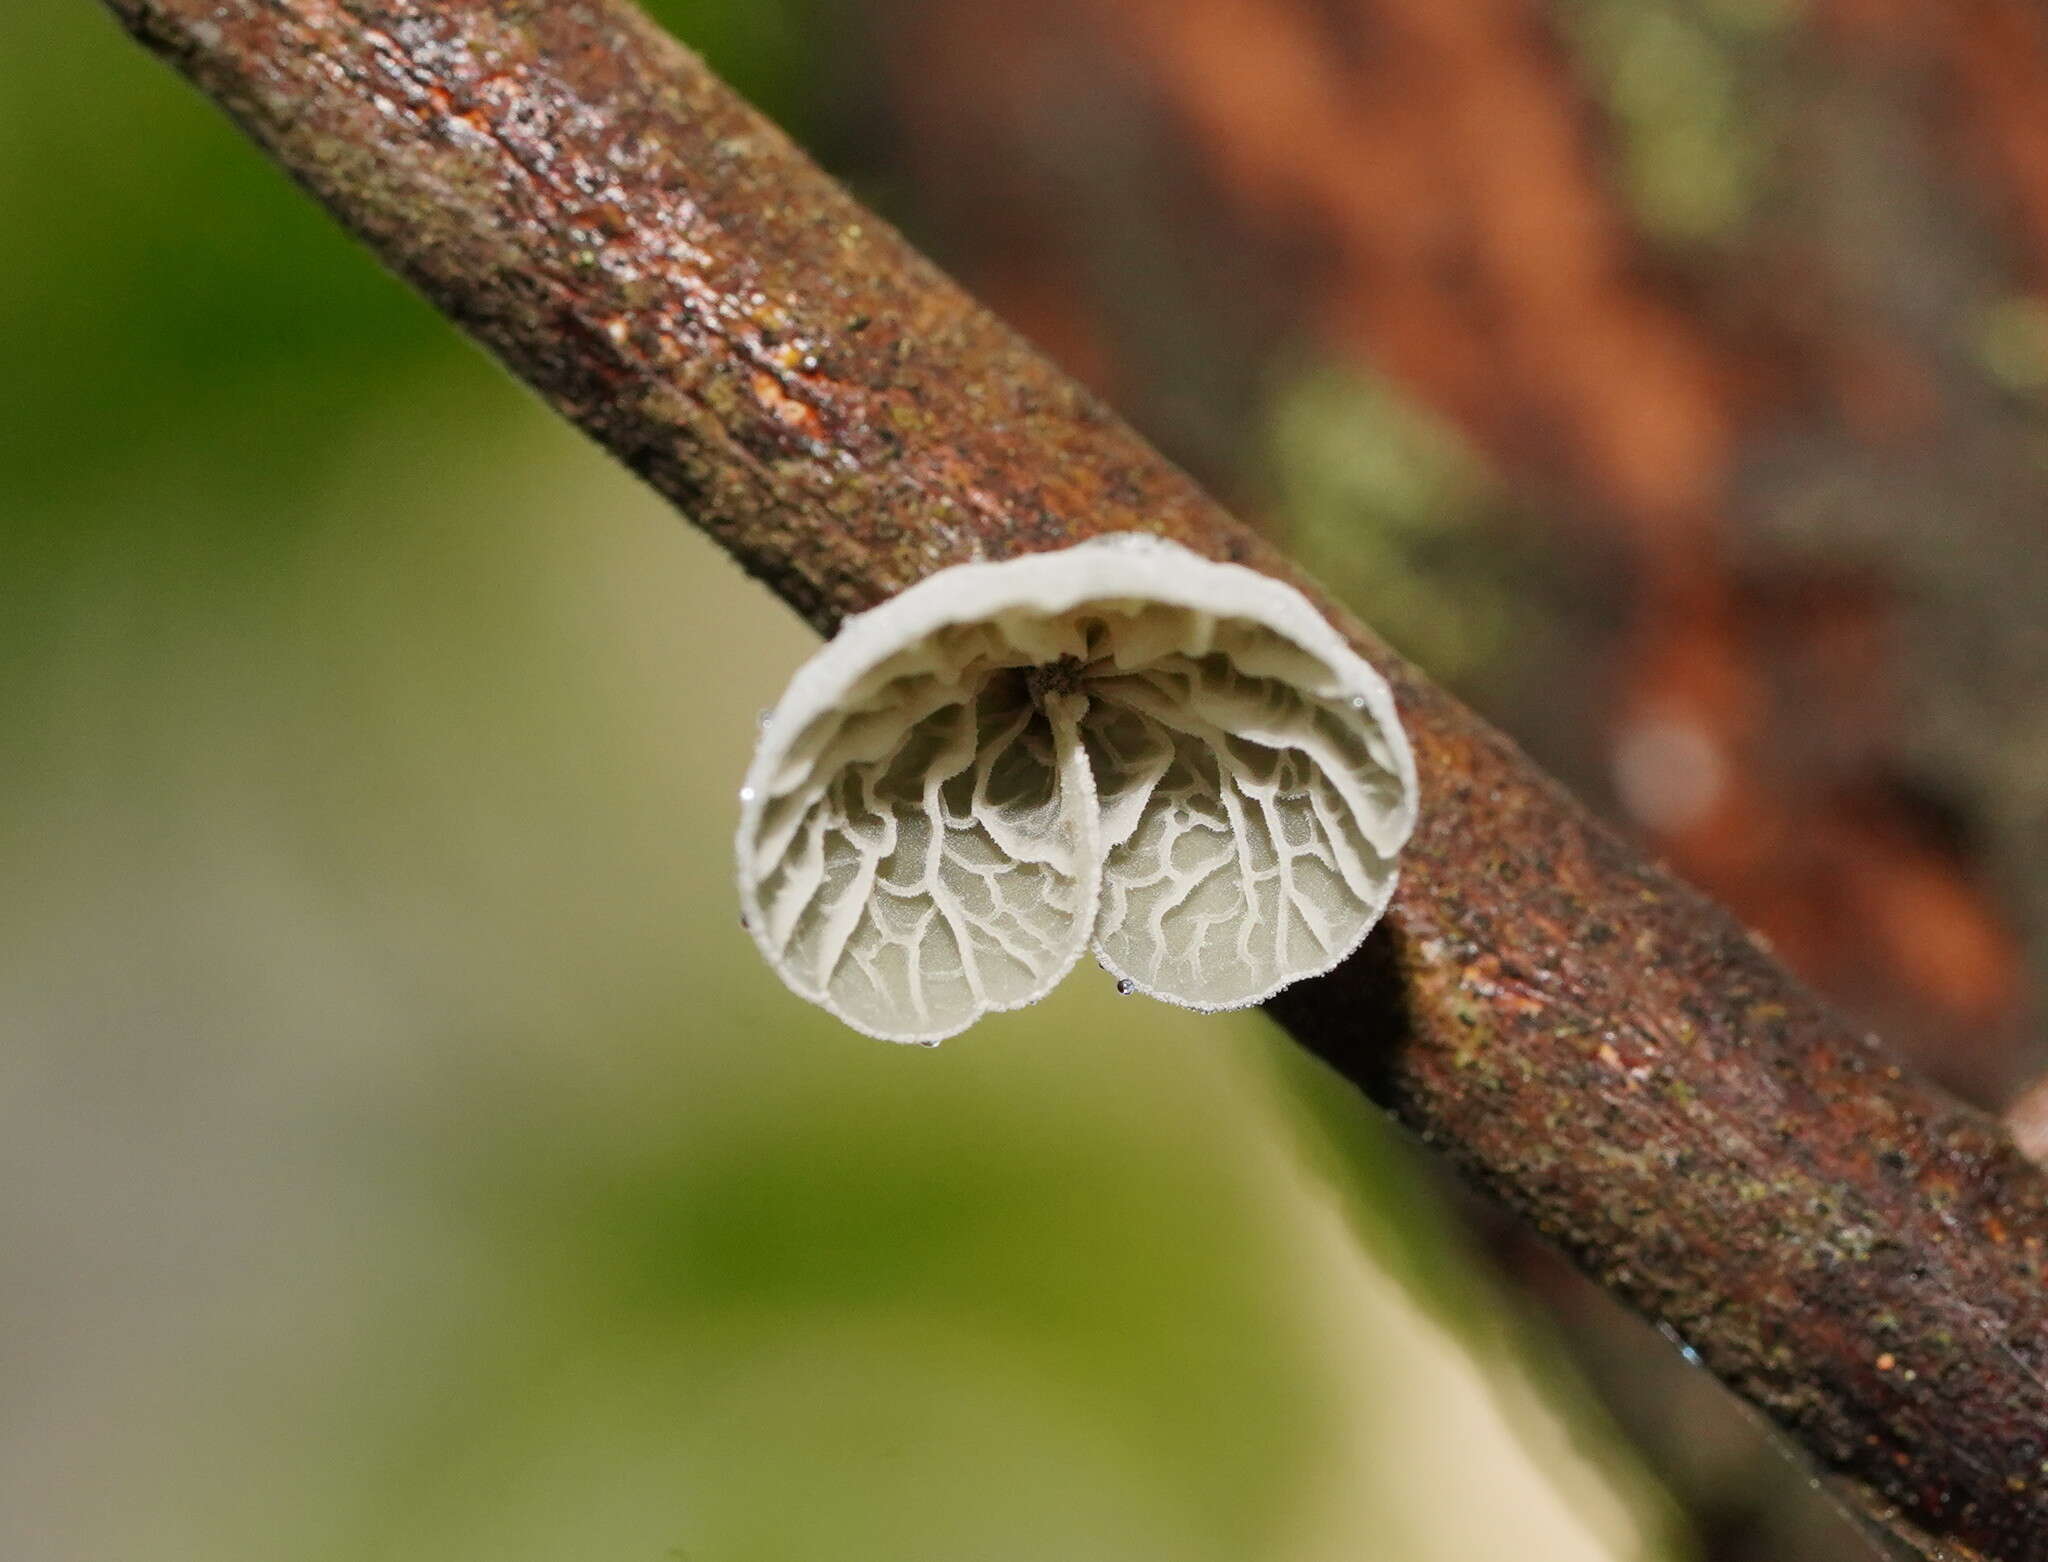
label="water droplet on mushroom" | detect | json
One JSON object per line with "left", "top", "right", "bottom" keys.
{"left": 1115, "top": 978, "right": 1137, "bottom": 996}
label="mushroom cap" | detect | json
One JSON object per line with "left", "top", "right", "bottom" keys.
{"left": 737, "top": 534, "right": 1419, "bottom": 1042}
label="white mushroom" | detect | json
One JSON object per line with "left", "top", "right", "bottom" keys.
{"left": 736, "top": 534, "right": 1420, "bottom": 1043}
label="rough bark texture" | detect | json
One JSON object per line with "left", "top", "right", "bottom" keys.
{"left": 96, "top": 2, "right": 2048, "bottom": 1557}
{"left": 862, "top": 0, "right": 2047, "bottom": 1117}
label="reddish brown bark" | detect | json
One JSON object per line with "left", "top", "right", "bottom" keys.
{"left": 96, "top": 2, "right": 2048, "bottom": 1557}
{"left": 866, "top": 0, "right": 2035, "bottom": 1110}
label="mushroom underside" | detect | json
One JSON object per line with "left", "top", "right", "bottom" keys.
{"left": 745, "top": 603, "right": 1409, "bottom": 1041}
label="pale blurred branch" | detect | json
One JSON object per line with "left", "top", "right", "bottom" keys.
{"left": 2006, "top": 1073, "right": 2048, "bottom": 1165}
{"left": 96, "top": 3, "right": 2048, "bottom": 1557}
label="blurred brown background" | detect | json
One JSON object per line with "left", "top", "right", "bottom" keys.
{"left": 6, "top": 1, "right": 2046, "bottom": 1559}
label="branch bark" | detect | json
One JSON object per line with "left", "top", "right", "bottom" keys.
{"left": 96, "top": 3, "right": 2048, "bottom": 1556}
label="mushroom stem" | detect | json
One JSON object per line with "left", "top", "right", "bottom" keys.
{"left": 1026, "top": 656, "right": 1089, "bottom": 709}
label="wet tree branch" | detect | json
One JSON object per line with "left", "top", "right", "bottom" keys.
{"left": 95, "top": 2, "right": 2048, "bottom": 1556}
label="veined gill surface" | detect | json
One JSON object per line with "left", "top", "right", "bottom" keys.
{"left": 738, "top": 537, "right": 1418, "bottom": 1043}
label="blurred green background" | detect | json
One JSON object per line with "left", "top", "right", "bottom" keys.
{"left": 2, "top": 4, "right": 1685, "bottom": 1559}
